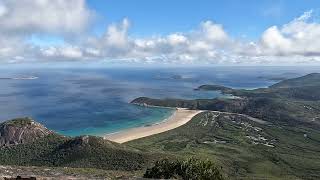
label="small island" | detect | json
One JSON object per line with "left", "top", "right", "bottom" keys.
{"left": 194, "top": 84, "right": 234, "bottom": 93}
{"left": 0, "top": 76, "right": 38, "bottom": 80}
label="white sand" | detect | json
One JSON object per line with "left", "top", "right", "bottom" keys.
{"left": 104, "top": 108, "right": 203, "bottom": 143}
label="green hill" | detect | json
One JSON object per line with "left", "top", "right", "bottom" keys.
{"left": 0, "top": 133, "right": 153, "bottom": 171}
{"left": 127, "top": 111, "right": 320, "bottom": 179}
{"left": 128, "top": 73, "right": 320, "bottom": 179}
{"left": 0, "top": 117, "right": 158, "bottom": 172}
{"left": 270, "top": 73, "right": 320, "bottom": 88}
{"left": 0, "top": 117, "right": 223, "bottom": 178}
{"left": 132, "top": 73, "right": 320, "bottom": 126}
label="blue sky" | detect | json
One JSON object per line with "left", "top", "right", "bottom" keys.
{"left": 87, "top": 0, "right": 320, "bottom": 39}
{"left": 0, "top": 0, "right": 320, "bottom": 65}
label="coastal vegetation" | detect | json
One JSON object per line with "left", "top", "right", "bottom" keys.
{"left": 0, "top": 122, "right": 225, "bottom": 178}
{"left": 144, "top": 158, "right": 224, "bottom": 180}
{"left": 0, "top": 133, "right": 151, "bottom": 171}
{"left": 127, "top": 111, "right": 320, "bottom": 179}
{"left": 1, "top": 73, "right": 320, "bottom": 179}
{"left": 128, "top": 73, "right": 320, "bottom": 179}
{"left": 132, "top": 73, "right": 320, "bottom": 126}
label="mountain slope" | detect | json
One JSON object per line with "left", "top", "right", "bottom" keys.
{"left": 0, "top": 117, "right": 53, "bottom": 147}
{"left": 270, "top": 73, "right": 320, "bottom": 88}
{"left": 127, "top": 111, "right": 320, "bottom": 179}
{"left": 0, "top": 133, "right": 154, "bottom": 171}
{"left": 0, "top": 118, "right": 163, "bottom": 172}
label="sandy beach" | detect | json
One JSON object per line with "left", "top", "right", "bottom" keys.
{"left": 104, "top": 108, "right": 203, "bottom": 143}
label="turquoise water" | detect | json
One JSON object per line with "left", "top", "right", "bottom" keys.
{"left": 0, "top": 66, "right": 319, "bottom": 137}
{"left": 58, "top": 106, "right": 175, "bottom": 136}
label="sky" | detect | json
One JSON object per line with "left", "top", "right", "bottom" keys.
{"left": 0, "top": 0, "right": 320, "bottom": 66}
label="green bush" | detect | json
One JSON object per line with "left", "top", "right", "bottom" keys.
{"left": 144, "top": 158, "right": 224, "bottom": 180}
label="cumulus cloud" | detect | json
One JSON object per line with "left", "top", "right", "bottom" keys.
{"left": 41, "top": 46, "right": 83, "bottom": 59}
{"left": 199, "top": 21, "right": 230, "bottom": 44}
{"left": 0, "top": 0, "right": 94, "bottom": 35}
{"left": 0, "top": 5, "right": 319, "bottom": 65}
{"left": 240, "top": 10, "right": 320, "bottom": 57}
{"left": 167, "top": 34, "right": 188, "bottom": 45}
{"left": 0, "top": 0, "right": 94, "bottom": 62}
{"left": 104, "top": 18, "right": 130, "bottom": 48}
{"left": 104, "top": 20, "right": 231, "bottom": 63}
{"left": 36, "top": 10, "right": 320, "bottom": 64}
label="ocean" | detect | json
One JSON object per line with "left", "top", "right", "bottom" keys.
{"left": 0, "top": 66, "right": 319, "bottom": 136}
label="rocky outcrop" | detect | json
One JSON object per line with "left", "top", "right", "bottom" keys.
{"left": 0, "top": 117, "right": 53, "bottom": 147}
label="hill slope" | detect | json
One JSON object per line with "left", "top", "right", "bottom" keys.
{"left": 0, "top": 133, "right": 154, "bottom": 171}
{"left": 127, "top": 111, "right": 320, "bottom": 179}
{"left": 0, "top": 118, "right": 163, "bottom": 172}
{"left": 128, "top": 73, "right": 320, "bottom": 178}
{"left": 270, "top": 73, "right": 320, "bottom": 88}
{"left": 0, "top": 117, "right": 53, "bottom": 147}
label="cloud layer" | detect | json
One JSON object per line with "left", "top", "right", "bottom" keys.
{"left": 0, "top": 0, "right": 319, "bottom": 65}
{"left": 0, "top": 0, "right": 93, "bottom": 35}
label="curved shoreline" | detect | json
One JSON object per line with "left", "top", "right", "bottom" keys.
{"left": 104, "top": 108, "right": 203, "bottom": 143}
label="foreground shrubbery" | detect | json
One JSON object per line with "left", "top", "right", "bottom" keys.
{"left": 144, "top": 158, "right": 224, "bottom": 180}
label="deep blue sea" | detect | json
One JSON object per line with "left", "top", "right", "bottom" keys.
{"left": 0, "top": 66, "right": 319, "bottom": 136}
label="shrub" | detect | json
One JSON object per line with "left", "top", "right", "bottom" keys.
{"left": 144, "top": 157, "right": 224, "bottom": 180}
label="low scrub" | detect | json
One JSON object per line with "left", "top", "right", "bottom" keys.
{"left": 144, "top": 158, "right": 224, "bottom": 180}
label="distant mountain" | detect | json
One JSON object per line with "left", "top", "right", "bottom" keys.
{"left": 131, "top": 73, "right": 320, "bottom": 125}
{"left": 270, "top": 73, "right": 320, "bottom": 88}
{"left": 257, "top": 72, "right": 301, "bottom": 81}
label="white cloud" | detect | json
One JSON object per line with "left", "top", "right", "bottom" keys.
{"left": 0, "top": 35, "right": 33, "bottom": 62}
{"left": 199, "top": 21, "right": 229, "bottom": 44}
{"left": 60, "top": 46, "right": 83, "bottom": 59}
{"left": 42, "top": 46, "right": 83, "bottom": 59}
{"left": 0, "top": 0, "right": 94, "bottom": 35}
{"left": 0, "top": 7, "right": 320, "bottom": 65}
{"left": 236, "top": 10, "right": 320, "bottom": 64}
{"left": 260, "top": 26, "right": 292, "bottom": 55}
{"left": 167, "top": 34, "right": 188, "bottom": 45}
{"left": 104, "top": 18, "right": 130, "bottom": 48}
{"left": 0, "top": 0, "right": 94, "bottom": 62}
